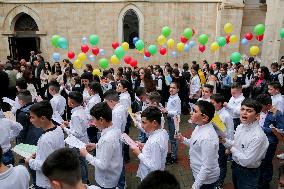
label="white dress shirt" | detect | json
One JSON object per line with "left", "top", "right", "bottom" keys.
{"left": 217, "top": 108, "right": 234, "bottom": 140}
{"left": 0, "top": 165, "right": 30, "bottom": 189}
{"left": 197, "top": 96, "right": 211, "bottom": 102}
{"left": 64, "top": 106, "right": 90, "bottom": 144}
{"left": 85, "top": 126, "right": 123, "bottom": 188}
{"left": 119, "top": 91, "right": 131, "bottom": 109}
{"left": 190, "top": 75, "right": 201, "bottom": 96}
{"left": 50, "top": 93, "right": 66, "bottom": 116}
{"left": 224, "top": 121, "right": 269, "bottom": 168}
{"left": 83, "top": 88, "right": 91, "bottom": 103}
{"left": 271, "top": 93, "right": 284, "bottom": 114}
{"left": 226, "top": 94, "right": 245, "bottom": 119}
{"left": 183, "top": 123, "right": 220, "bottom": 189}
{"left": 112, "top": 103, "right": 127, "bottom": 133}
{"left": 29, "top": 126, "right": 65, "bottom": 189}
{"left": 85, "top": 94, "right": 101, "bottom": 114}
{"left": 137, "top": 128, "right": 169, "bottom": 180}
{"left": 166, "top": 93, "right": 181, "bottom": 116}
{"left": 0, "top": 118, "right": 23, "bottom": 153}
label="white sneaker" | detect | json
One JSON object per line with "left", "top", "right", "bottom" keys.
{"left": 277, "top": 153, "right": 284, "bottom": 159}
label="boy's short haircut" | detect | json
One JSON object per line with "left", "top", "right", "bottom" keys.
{"left": 17, "top": 90, "right": 32, "bottom": 103}
{"left": 256, "top": 94, "right": 272, "bottom": 106}
{"left": 211, "top": 93, "right": 225, "bottom": 104}
{"left": 195, "top": 100, "right": 215, "bottom": 122}
{"left": 271, "top": 62, "right": 279, "bottom": 68}
{"left": 136, "top": 87, "right": 146, "bottom": 97}
{"left": 191, "top": 64, "right": 199, "bottom": 72}
{"left": 88, "top": 81, "right": 103, "bottom": 94}
{"left": 268, "top": 82, "right": 282, "bottom": 90}
{"left": 80, "top": 71, "right": 93, "bottom": 81}
{"left": 148, "top": 91, "right": 161, "bottom": 104}
{"left": 203, "top": 84, "right": 214, "bottom": 93}
{"left": 16, "top": 78, "right": 28, "bottom": 90}
{"left": 231, "top": 82, "right": 242, "bottom": 89}
{"left": 103, "top": 89, "right": 120, "bottom": 102}
{"left": 241, "top": 98, "right": 262, "bottom": 114}
{"left": 42, "top": 148, "right": 81, "bottom": 186}
{"left": 141, "top": 106, "right": 162, "bottom": 125}
{"left": 90, "top": 102, "right": 112, "bottom": 122}
{"left": 48, "top": 80, "right": 60, "bottom": 93}
{"left": 171, "top": 81, "right": 180, "bottom": 90}
{"left": 119, "top": 79, "right": 131, "bottom": 92}
{"left": 68, "top": 91, "right": 83, "bottom": 104}
{"left": 172, "top": 69, "right": 180, "bottom": 77}
{"left": 137, "top": 170, "right": 180, "bottom": 189}
{"left": 30, "top": 100, "right": 53, "bottom": 120}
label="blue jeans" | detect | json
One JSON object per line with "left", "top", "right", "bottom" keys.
{"left": 167, "top": 116, "right": 178, "bottom": 159}
{"left": 216, "top": 144, "right": 228, "bottom": 187}
{"left": 2, "top": 150, "right": 15, "bottom": 166}
{"left": 117, "top": 163, "right": 125, "bottom": 189}
{"left": 73, "top": 148, "right": 89, "bottom": 184}
{"left": 232, "top": 161, "right": 259, "bottom": 189}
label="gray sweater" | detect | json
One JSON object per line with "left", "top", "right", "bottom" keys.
{"left": 0, "top": 165, "right": 30, "bottom": 189}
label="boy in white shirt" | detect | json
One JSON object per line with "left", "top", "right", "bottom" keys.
{"left": 80, "top": 102, "right": 123, "bottom": 189}
{"left": 189, "top": 64, "right": 201, "bottom": 104}
{"left": 25, "top": 101, "right": 65, "bottom": 189}
{"left": 268, "top": 82, "right": 284, "bottom": 114}
{"left": 48, "top": 80, "right": 66, "bottom": 119}
{"left": 130, "top": 106, "right": 169, "bottom": 180}
{"left": 197, "top": 84, "right": 214, "bottom": 102}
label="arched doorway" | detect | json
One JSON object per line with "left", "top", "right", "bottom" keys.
{"left": 123, "top": 9, "right": 139, "bottom": 49}
{"left": 9, "top": 13, "right": 40, "bottom": 61}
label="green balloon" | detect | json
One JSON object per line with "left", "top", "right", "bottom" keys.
{"left": 90, "top": 34, "right": 99, "bottom": 45}
{"left": 184, "top": 28, "right": 193, "bottom": 40}
{"left": 254, "top": 24, "right": 265, "bottom": 35}
{"left": 98, "top": 58, "right": 109, "bottom": 69}
{"left": 162, "top": 26, "right": 171, "bottom": 38}
{"left": 51, "top": 35, "right": 60, "bottom": 48}
{"left": 115, "top": 46, "right": 125, "bottom": 60}
{"left": 198, "top": 34, "right": 209, "bottom": 45}
{"left": 148, "top": 45, "right": 157, "bottom": 55}
{"left": 230, "top": 52, "right": 241, "bottom": 63}
{"left": 135, "top": 40, "right": 144, "bottom": 51}
{"left": 217, "top": 37, "right": 226, "bottom": 47}
{"left": 280, "top": 28, "right": 284, "bottom": 39}
{"left": 58, "top": 37, "right": 68, "bottom": 49}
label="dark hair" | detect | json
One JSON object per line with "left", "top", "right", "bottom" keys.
{"left": 88, "top": 82, "right": 103, "bottom": 99}
{"left": 16, "top": 78, "right": 27, "bottom": 90}
{"left": 259, "top": 66, "right": 271, "bottom": 81}
{"left": 30, "top": 100, "right": 53, "bottom": 120}
{"left": 141, "top": 68, "right": 156, "bottom": 93}
{"left": 170, "top": 81, "right": 180, "bottom": 89}
{"left": 148, "top": 92, "right": 161, "bottom": 104}
{"left": 191, "top": 64, "right": 199, "bottom": 72}
{"left": 271, "top": 62, "right": 279, "bottom": 68}
{"left": 141, "top": 106, "right": 162, "bottom": 125}
{"left": 17, "top": 90, "right": 32, "bottom": 103}
{"left": 211, "top": 93, "right": 225, "bottom": 104}
{"left": 137, "top": 170, "right": 180, "bottom": 189}
{"left": 241, "top": 98, "right": 262, "bottom": 114}
{"left": 48, "top": 80, "right": 60, "bottom": 93}
{"left": 90, "top": 102, "right": 112, "bottom": 122}
{"left": 268, "top": 81, "right": 282, "bottom": 90}
{"left": 119, "top": 79, "right": 131, "bottom": 92}
{"left": 68, "top": 91, "right": 83, "bottom": 104}
{"left": 195, "top": 100, "right": 215, "bottom": 122}
{"left": 256, "top": 94, "right": 272, "bottom": 106}
{"left": 203, "top": 84, "right": 214, "bottom": 93}
{"left": 103, "top": 89, "right": 119, "bottom": 102}
{"left": 42, "top": 148, "right": 81, "bottom": 186}
{"left": 183, "top": 63, "right": 189, "bottom": 71}
{"left": 80, "top": 71, "right": 93, "bottom": 81}
{"left": 231, "top": 82, "right": 242, "bottom": 89}
{"left": 136, "top": 87, "right": 146, "bottom": 97}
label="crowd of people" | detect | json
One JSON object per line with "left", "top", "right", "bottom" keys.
{"left": 1, "top": 51, "right": 284, "bottom": 189}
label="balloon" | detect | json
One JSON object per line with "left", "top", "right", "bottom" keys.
{"left": 229, "top": 35, "right": 238, "bottom": 44}
{"left": 250, "top": 46, "right": 260, "bottom": 56}
{"left": 245, "top": 33, "right": 253, "bottom": 40}
{"left": 217, "top": 37, "right": 226, "bottom": 47}
{"left": 177, "top": 42, "right": 185, "bottom": 52}
{"left": 210, "top": 42, "right": 219, "bottom": 52}
{"left": 256, "top": 35, "right": 264, "bottom": 41}
{"left": 52, "top": 53, "right": 60, "bottom": 61}
{"left": 162, "top": 26, "right": 171, "bottom": 37}
{"left": 189, "top": 40, "right": 196, "bottom": 48}
{"left": 74, "top": 59, "right": 83, "bottom": 69}
{"left": 112, "top": 42, "right": 119, "bottom": 49}
{"left": 160, "top": 47, "right": 167, "bottom": 55}
{"left": 78, "top": 53, "right": 87, "bottom": 62}
{"left": 67, "top": 51, "right": 75, "bottom": 59}
{"left": 224, "top": 23, "right": 233, "bottom": 34}
{"left": 144, "top": 51, "right": 151, "bottom": 57}
{"left": 198, "top": 34, "right": 209, "bottom": 45}
{"left": 148, "top": 45, "right": 157, "bottom": 55}
{"left": 230, "top": 52, "right": 241, "bottom": 63}
{"left": 135, "top": 40, "right": 144, "bottom": 51}
{"left": 254, "top": 24, "right": 265, "bottom": 35}
{"left": 138, "top": 48, "right": 144, "bottom": 54}
{"left": 81, "top": 45, "right": 89, "bottom": 53}
{"left": 280, "top": 28, "right": 284, "bottom": 39}
{"left": 88, "top": 54, "right": 95, "bottom": 63}
{"left": 167, "top": 39, "right": 175, "bottom": 48}
{"left": 58, "top": 37, "right": 68, "bottom": 49}
{"left": 92, "top": 47, "right": 99, "bottom": 55}
{"left": 157, "top": 35, "right": 167, "bottom": 45}
{"left": 180, "top": 36, "right": 188, "bottom": 43}
{"left": 130, "top": 59, "right": 138, "bottom": 67}
{"left": 184, "top": 44, "right": 190, "bottom": 52}
{"left": 99, "top": 49, "right": 105, "bottom": 56}
{"left": 51, "top": 35, "right": 60, "bottom": 48}
{"left": 133, "top": 37, "right": 139, "bottom": 44}
{"left": 121, "top": 42, "right": 129, "bottom": 51}
{"left": 111, "top": 55, "right": 120, "bottom": 64}
{"left": 115, "top": 46, "right": 125, "bottom": 60}
{"left": 184, "top": 28, "right": 193, "bottom": 40}
{"left": 98, "top": 58, "right": 109, "bottom": 69}
{"left": 92, "top": 69, "right": 101, "bottom": 76}
{"left": 89, "top": 34, "right": 99, "bottom": 45}
{"left": 172, "top": 51, "right": 177, "bottom": 58}
{"left": 199, "top": 45, "right": 206, "bottom": 53}
{"left": 82, "top": 37, "right": 88, "bottom": 45}
{"left": 241, "top": 38, "right": 249, "bottom": 45}
{"left": 124, "top": 56, "right": 132, "bottom": 64}
{"left": 144, "top": 56, "right": 149, "bottom": 61}
{"left": 226, "top": 35, "right": 230, "bottom": 44}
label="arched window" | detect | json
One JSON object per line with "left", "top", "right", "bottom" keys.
{"left": 14, "top": 13, "right": 38, "bottom": 31}
{"left": 123, "top": 9, "right": 139, "bottom": 49}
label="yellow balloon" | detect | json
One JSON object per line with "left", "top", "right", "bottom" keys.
{"left": 74, "top": 59, "right": 83, "bottom": 69}
{"left": 210, "top": 42, "right": 219, "bottom": 52}
{"left": 177, "top": 42, "right": 185, "bottom": 52}
{"left": 250, "top": 46, "right": 260, "bottom": 56}
{"left": 167, "top": 39, "right": 174, "bottom": 48}
{"left": 78, "top": 53, "right": 87, "bottom": 62}
{"left": 230, "top": 35, "right": 237, "bottom": 44}
{"left": 111, "top": 55, "right": 120, "bottom": 64}
{"left": 157, "top": 35, "right": 166, "bottom": 45}
{"left": 122, "top": 42, "right": 129, "bottom": 51}
{"left": 138, "top": 48, "right": 144, "bottom": 54}
{"left": 224, "top": 23, "right": 233, "bottom": 34}
{"left": 92, "top": 69, "right": 101, "bottom": 76}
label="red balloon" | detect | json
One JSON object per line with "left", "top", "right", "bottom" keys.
{"left": 67, "top": 51, "right": 75, "bottom": 59}
{"left": 91, "top": 47, "right": 100, "bottom": 56}
{"left": 160, "top": 47, "right": 167, "bottom": 55}
{"left": 144, "top": 51, "right": 151, "bottom": 57}
{"left": 81, "top": 45, "right": 89, "bottom": 53}
{"left": 112, "top": 42, "right": 119, "bottom": 49}
{"left": 192, "top": 28, "right": 196, "bottom": 36}
{"left": 245, "top": 33, "right": 253, "bottom": 41}
{"left": 130, "top": 59, "right": 138, "bottom": 67}
{"left": 256, "top": 35, "right": 264, "bottom": 41}
{"left": 199, "top": 45, "right": 206, "bottom": 53}
{"left": 226, "top": 35, "right": 230, "bottom": 44}
{"left": 180, "top": 36, "right": 188, "bottom": 44}
{"left": 124, "top": 56, "right": 132, "bottom": 64}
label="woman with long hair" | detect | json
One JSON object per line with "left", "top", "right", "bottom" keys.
{"left": 139, "top": 68, "right": 156, "bottom": 93}
{"left": 251, "top": 66, "right": 270, "bottom": 98}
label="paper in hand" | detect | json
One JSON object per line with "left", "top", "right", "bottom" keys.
{"left": 121, "top": 133, "right": 138, "bottom": 148}
{"left": 65, "top": 135, "right": 86, "bottom": 149}
{"left": 12, "top": 143, "right": 37, "bottom": 159}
